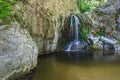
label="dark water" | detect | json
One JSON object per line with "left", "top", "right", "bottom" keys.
{"left": 24, "top": 51, "right": 120, "bottom": 80}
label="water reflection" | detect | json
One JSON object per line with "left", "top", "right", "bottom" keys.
{"left": 56, "top": 51, "right": 118, "bottom": 64}
{"left": 33, "top": 51, "right": 120, "bottom": 80}
{"left": 56, "top": 51, "right": 94, "bottom": 63}
{"left": 94, "top": 51, "right": 116, "bottom": 62}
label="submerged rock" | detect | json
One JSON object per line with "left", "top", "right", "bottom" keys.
{"left": 0, "top": 23, "right": 38, "bottom": 80}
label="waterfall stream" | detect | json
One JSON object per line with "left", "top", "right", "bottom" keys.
{"left": 66, "top": 15, "right": 88, "bottom": 51}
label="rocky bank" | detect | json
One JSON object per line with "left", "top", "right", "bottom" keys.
{"left": 0, "top": 0, "right": 77, "bottom": 79}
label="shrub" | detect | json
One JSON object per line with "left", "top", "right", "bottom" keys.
{"left": 77, "top": 0, "right": 106, "bottom": 13}
{"left": 0, "top": 0, "right": 18, "bottom": 18}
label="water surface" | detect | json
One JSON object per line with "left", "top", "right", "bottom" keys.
{"left": 33, "top": 51, "right": 120, "bottom": 80}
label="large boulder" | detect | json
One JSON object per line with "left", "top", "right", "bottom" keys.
{"left": 0, "top": 23, "right": 38, "bottom": 80}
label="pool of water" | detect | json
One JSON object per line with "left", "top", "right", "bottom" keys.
{"left": 29, "top": 51, "right": 120, "bottom": 80}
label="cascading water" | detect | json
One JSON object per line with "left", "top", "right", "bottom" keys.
{"left": 66, "top": 14, "right": 88, "bottom": 51}
{"left": 74, "top": 15, "right": 79, "bottom": 41}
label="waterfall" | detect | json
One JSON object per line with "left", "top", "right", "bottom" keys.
{"left": 66, "top": 14, "right": 88, "bottom": 51}
{"left": 74, "top": 15, "right": 79, "bottom": 41}
{"left": 70, "top": 15, "right": 74, "bottom": 41}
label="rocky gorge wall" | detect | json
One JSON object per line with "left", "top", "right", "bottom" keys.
{"left": 14, "top": 0, "right": 77, "bottom": 54}
{"left": 85, "top": 0, "right": 120, "bottom": 50}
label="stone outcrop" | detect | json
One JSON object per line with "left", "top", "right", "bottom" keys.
{"left": 85, "top": 0, "right": 120, "bottom": 50}
{"left": 14, "top": 0, "right": 77, "bottom": 54}
{"left": 0, "top": 23, "right": 38, "bottom": 80}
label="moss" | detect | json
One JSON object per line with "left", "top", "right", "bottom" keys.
{"left": 93, "top": 45, "right": 100, "bottom": 49}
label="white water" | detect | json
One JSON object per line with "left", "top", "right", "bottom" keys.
{"left": 66, "top": 42, "right": 73, "bottom": 51}
{"left": 74, "top": 15, "right": 80, "bottom": 41}
{"left": 66, "top": 15, "right": 87, "bottom": 51}
{"left": 70, "top": 15, "right": 74, "bottom": 41}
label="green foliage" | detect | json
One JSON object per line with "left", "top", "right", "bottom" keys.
{"left": 77, "top": 0, "right": 106, "bottom": 13}
{"left": 0, "top": 0, "right": 18, "bottom": 19}
{"left": 80, "top": 27, "right": 89, "bottom": 41}
{"left": 98, "top": 30, "right": 105, "bottom": 36}
{"left": 0, "top": 0, "right": 12, "bottom": 18}
{"left": 96, "top": 29, "right": 105, "bottom": 36}
{"left": 77, "top": 0, "right": 91, "bottom": 13}
{"left": 8, "top": 0, "right": 18, "bottom": 4}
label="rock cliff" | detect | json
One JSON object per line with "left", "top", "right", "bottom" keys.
{"left": 85, "top": 0, "right": 120, "bottom": 50}
{"left": 14, "top": 0, "right": 77, "bottom": 54}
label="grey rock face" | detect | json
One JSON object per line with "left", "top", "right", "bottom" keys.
{"left": 85, "top": 0, "right": 120, "bottom": 50}
{"left": 0, "top": 23, "right": 38, "bottom": 80}
{"left": 117, "top": 15, "right": 120, "bottom": 32}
